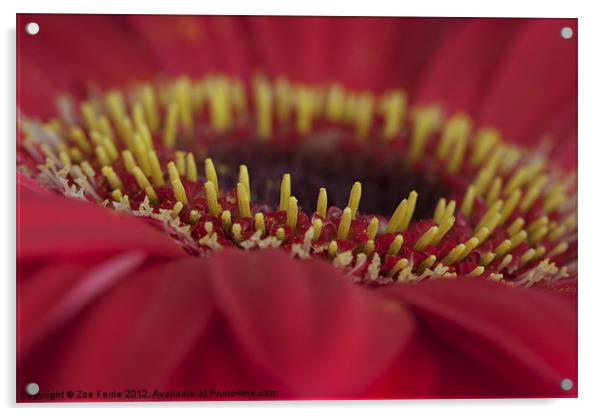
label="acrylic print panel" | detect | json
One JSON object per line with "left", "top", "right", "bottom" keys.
{"left": 16, "top": 14, "right": 577, "bottom": 402}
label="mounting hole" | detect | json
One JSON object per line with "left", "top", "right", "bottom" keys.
{"left": 25, "top": 382, "right": 39, "bottom": 395}
{"left": 25, "top": 22, "right": 40, "bottom": 36}
{"left": 560, "top": 378, "right": 574, "bottom": 391}
{"left": 560, "top": 26, "right": 573, "bottom": 40}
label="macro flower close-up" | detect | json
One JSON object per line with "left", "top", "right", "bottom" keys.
{"left": 16, "top": 15, "right": 577, "bottom": 401}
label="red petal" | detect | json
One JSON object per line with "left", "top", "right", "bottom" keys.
{"left": 17, "top": 14, "right": 159, "bottom": 116}
{"left": 476, "top": 19, "right": 577, "bottom": 168}
{"left": 381, "top": 278, "right": 577, "bottom": 397}
{"left": 207, "top": 248, "right": 418, "bottom": 398}
{"left": 18, "top": 184, "right": 185, "bottom": 262}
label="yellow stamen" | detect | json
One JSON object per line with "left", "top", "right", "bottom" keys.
{"left": 163, "top": 102, "right": 179, "bottom": 148}
{"left": 549, "top": 242, "right": 569, "bottom": 257}
{"left": 59, "top": 150, "right": 71, "bottom": 168}
{"left": 496, "top": 254, "right": 513, "bottom": 272}
{"left": 141, "top": 85, "right": 159, "bottom": 133}
{"left": 172, "top": 179, "right": 188, "bottom": 204}
{"left": 326, "top": 84, "right": 345, "bottom": 122}
{"left": 101, "top": 137, "right": 119, "bottom": 162}
{"left": 460, "top": 185, "right": 476, "bottom": 218}
{"left": 287, "top": 196, "right": 299, "bottom": 230}
{"left": 507, "top": 217, "right": 525, "bottom": 236}
{"left": 68, "top": 147, "right": 84, "bottom": 163}
{"left": 486, "top": 177, "right": 502, "bottom": 207}
{"left": 122, "top": 150, "right": 137, "bottom": 173}
{"left": 520, "top": 175, "right": 548, "bottom": 212}
{"left": 70, "top": 127, "right": 92, "bottom": 154}
{"left": 236, "top": 183, "right": 252, "bottom": 218}
{"left": 175, "top": 77, "right": 194, "bottom": 136}
{"left": 132, "top": 166, "right": 151, "bottom": 191}
{"left": 221, "top": 210, "right": 232, "bottom": 233}
{"left": 186, "top": 153, "right": 198, "bottom": 182}
{"left": 389, "top": 258, "right": 409, "bottom": 277}
{"left": 431, "top": 215, "right": 455, "bottom": 246}
{"left": 433, "top": 198, "right": 446, "bottom": 223}
{"left": 533, "top": 246, "right": 546, "bottom": 260}
{"left": 274, "top": 77, "right": 291, "bottom": 123}
{"left": 80, "top": 101, "right": 97, "bottom": 132}
{"left": 409, "top": 106, "right": 440, "bottom": 162}
{"left": 548, "top": 224, "right": 567, "bottom": 242}
{"left": 413, "top": 226, "right": 439, "bottom": 251}
{"left": 279, "top": 173, "right": 291, "bottom": 211}
{"left": 254, "top": 76, "right": 273, "bottom": 139}
{"left": 231, "top": 223, "right": 242, "bottom": 243}
{"left": 312, "top": 218, "right": 323, "bottom": 241}
{"left": 354, "top": 92, "right": 374, "bottom": 140}
{"left": 208, "top": 78, "right": 231, "bottom": 133}
{"left": 385, "top": 199, "right": 408, "bottom": 233}
{"left": 337, "top": 207, "right": 352, "bottom": 240}
{"left": 473, "top": 227, "right": 491, "bottom": 245}
{"left": 417, "top": 255, "right": 437, "bottom": 272}
{"left": 442, "top": 243, "right": 466, "bottom": 265}
{"left": 443, "top": 200, "right": 457, "bottom": 221}
{"left": 470, "top": 128, "right": 500, "bottom": 167}
{"left": 111, "top": 189, "right": 123, "bottom": 201}
{"left": 254, "top": 212, "right": 265, "bottom": 235}
{"left": 295, "top": 86, "right": 314, "bottom": 135}
{"left": 167, "top": 161, "right": 181, "bottom": 184}
{"left": 503, "top": 166, "right": 529, "bottom": 196}
{"left": 528, "top": 226, "right": 549, "bottom": 246}
{"left": 456, "top": 237, "right": 479, "bottom": 262}
{"left": 447, "top": 131, "right": 468, "bottom": 174}
{"left": 101, "top": 166, "right": 123, "bottom": 190}
{"left": 509, "top": 230, "right": 528, "bottom": 250}
{"left": 475, "top": 200, "right": 503, "bottom": 232}
{"left": 133, "top": 133, "right": 151, "bottom": 176}
{"left": 174, "top": 151, "right": 186, "bottom": 176}
{"left": 399, "top": 191, "right": 418, "bottom": 232}
{"left": 520, "top": 248, "right": 536, "bottom": 267}
{"left": 328, "top": 240, "right": 338, "bottom": 257}
{"left": 468, "top": 266, "right": 485, "bottom": 277}
{"left": 380, "top": 90, "right": 406, "bottom": 140}
{"left": 189, "top": 209, "right": 200, "bottom": 224}
{"left": 347, "top": 181, "right": 362, "bottom": 218}
{"left": 276, "top": 227, "right": 286, "bottom": 241}
{"left": 479, "top": 252, "right": 496, "bottom": 267}
{"left": 172, "top": 201, "right": 183, "bottom": 215}
{"left": 494, "top": 239, "right": 512, "bottom": 258}
{"left": 204, "top": 158, "right": 219, "bottom": 193}
{"left": 95, "top": 145, "right": 111, "bottom": 167}
{"left": 367, "top": 217, "right": 379, "bottom": 240}
{"left": 238, "top": 164, "right": 250, "bottom": 196}
{"left": 144, "top": 186, "right": 159, "bottom": 205}
{"left": 364, "top": 239, "right": 375, "bottom": 255}
{"left": 316, "top": 187, "right": 328, "bottom": 217}
{"left": 499, "top": 189, "right": 522, "bottom": 225}
{"left": 387, "top": 235, "right": 404, "bottom": 256}
{"left": 97, "top": 116, "right": 115, "bottom": 142}
{"left": 147, "top": 150, "right": 165, "bottom": 187}
{"left": 204, "top": 181, "right": 221, "bottom": 216}
{"left": 80, "top": 161, "right": 95, "bottom": 180}
{"left": 105, "top": 90, "right": 126, "bottom": 125}
{"left": 526, "top": 216, "right": 549, "bottom": 234}
{"left": 543, "top": 185, "right": 567, "bottom": 213}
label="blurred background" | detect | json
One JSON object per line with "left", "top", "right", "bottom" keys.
{"left": 17, "top": 15, "right": 577, "bottom": 167}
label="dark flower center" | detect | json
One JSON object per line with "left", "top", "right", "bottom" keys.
{"left": 207, "top": 139, "right": 449, "bottom": 218}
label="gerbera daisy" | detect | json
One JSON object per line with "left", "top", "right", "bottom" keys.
{"left": 17, "top": 15, "right": 577, "bottom": 400}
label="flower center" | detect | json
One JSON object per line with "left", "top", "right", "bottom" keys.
{"left": 206, "top": 140, "right": 448, "bottom": 218}
{"left": 18, "top": 75, "right": 577, "bottom": 286}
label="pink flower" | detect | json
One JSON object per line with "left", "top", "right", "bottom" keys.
{"left": 17, "top": 15, "right": 577, "bottom": 400}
